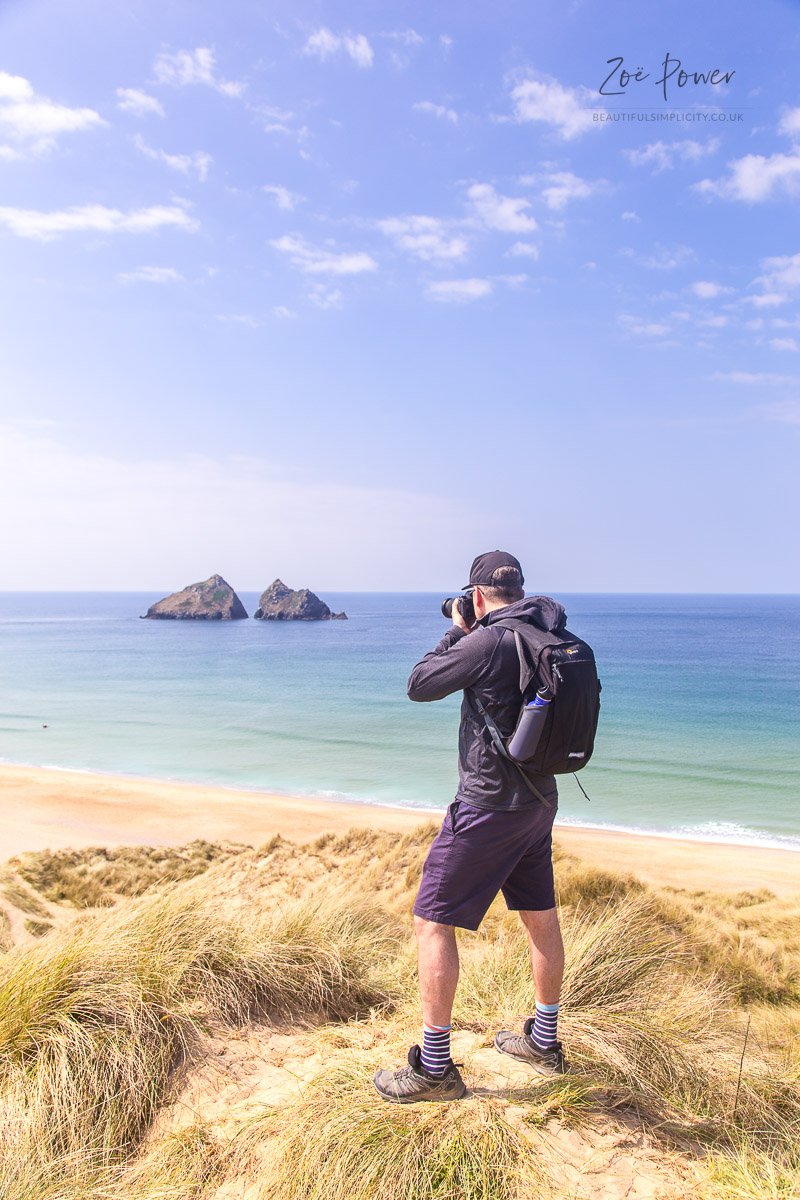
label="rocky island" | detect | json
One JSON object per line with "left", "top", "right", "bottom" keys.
{"left": 143, "top": 575, "right": 248, "bottom": 621}
{"left": 253, "top": 579, "right": 347, "bottom": 621}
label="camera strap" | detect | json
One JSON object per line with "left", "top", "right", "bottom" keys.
{"left": 467, "top": 691, "right": 552, "bottom": 808}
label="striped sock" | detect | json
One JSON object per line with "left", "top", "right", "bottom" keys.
{"left": 421, "top": 1023, "right": 452, "bottom": 1076}
{"left": 530, "top": 1002, "right": 559, "bottom": 1050}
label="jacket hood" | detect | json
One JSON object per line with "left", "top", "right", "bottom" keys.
{"left": 484, "top": 595, "right": 567, "bottom": 633}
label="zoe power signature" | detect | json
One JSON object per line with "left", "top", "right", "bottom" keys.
{"left": 600, "top": 53, "right": 735, "bottom": 102}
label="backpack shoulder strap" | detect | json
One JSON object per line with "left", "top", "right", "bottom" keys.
{"left": 491, "top": 617, "right": 553, "bottom": 696}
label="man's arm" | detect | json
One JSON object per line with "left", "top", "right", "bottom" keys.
{"left": 407, "top": 626, "right": 496, "bottom": 702}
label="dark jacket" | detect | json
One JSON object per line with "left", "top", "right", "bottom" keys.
{"left": 407, "top": 597, "right": 559, "bottom": 811}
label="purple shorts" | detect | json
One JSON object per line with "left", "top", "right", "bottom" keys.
{"left": 413, "top": 794, "right": 558, "bottom": 932}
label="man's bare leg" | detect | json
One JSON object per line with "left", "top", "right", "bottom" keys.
{"left": 494, "top": 906, "right": 567, "bottom": 1072}
{"left": 414, "top": 914, "right": 459, "bottom": 1027}
{"left": 372, "top": 915, "right": 467, "bottom": 1099}
{"left": 518, "top": 906, "right": 564, "bottom": 1004}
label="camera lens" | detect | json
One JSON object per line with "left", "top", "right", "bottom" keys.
{"left": 441, "top": 595, "right": 475, "bottom": 625}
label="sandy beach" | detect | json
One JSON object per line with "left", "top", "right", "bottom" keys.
{"left": 1, "top": 762, "right": 798, "bottom": 897}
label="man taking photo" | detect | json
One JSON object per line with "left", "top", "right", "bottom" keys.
{"left": 374, "top": 550, "right": 567, "bottom": 1103}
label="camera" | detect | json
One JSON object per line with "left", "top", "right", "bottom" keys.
{"left": 441, "top": 593, "right": 475, "bottom": 627}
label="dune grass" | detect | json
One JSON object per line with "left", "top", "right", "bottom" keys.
{"left": 23, "top": 917, "right": 55, "bottom": 937}
{"left": 11, "top": 840, "right": 251, "bottom": 908}
{"left": 0, "top": 880, "right": 401, "bottom": 1196}
{"left": 640, "top": 889, "right": 800, "bottom": 1006}
{"left": 1, "top": 823, "right": 798, "bottom": 1200}
{"left": 700, "top": 1137, "right": 800, "bottom": 1200}
{"left": 0, "top": 908, "right": 11, "bottom": 952}
{"left": 451, "top": 894, "right": 800, "bottom": 1156}
{"left": 0, "top": 870, "right": 53, "bottom": 918}
{"left": 111, "top": 1122, "right": 227, "bottom": 1200}
{"left": 226, "top": 1054, "right": 552, "bottom": 1200}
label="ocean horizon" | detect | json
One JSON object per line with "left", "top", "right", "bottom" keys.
{"left": 1, "top": 591, "right": 798, "bottom": 853}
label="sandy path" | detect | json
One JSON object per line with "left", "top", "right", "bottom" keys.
{"left": 1, "top": 763, "right": 798, "bottom": 896}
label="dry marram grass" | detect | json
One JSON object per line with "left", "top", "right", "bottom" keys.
{"left": 0, "top": 824, "right": 797, "bottom": 1200}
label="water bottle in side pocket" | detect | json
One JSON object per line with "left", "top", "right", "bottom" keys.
{"left": 507, "top": 689, "right": 552, "bottom": 762}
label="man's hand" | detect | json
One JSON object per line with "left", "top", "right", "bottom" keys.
{"left": 452, "top": 599, "right": 474, "bottom": 634}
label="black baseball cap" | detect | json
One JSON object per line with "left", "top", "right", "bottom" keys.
{"left": 462, "top": 550, "right": 525, "bottom": 590}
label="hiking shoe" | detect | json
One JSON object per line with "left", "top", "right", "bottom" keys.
{"left": 373, "top": 1045, "right": 467, "bottom": 1104}
{"left": 494, "top": 1018, "right": 569, "bottom": 1075}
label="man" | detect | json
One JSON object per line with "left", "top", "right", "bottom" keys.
{"left": 374, "top": 550, "right": 566, "bottom": 1104}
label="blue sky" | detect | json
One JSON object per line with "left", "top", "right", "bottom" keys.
{"left": 1, "top": 0, "right": 799, "bottom": 591}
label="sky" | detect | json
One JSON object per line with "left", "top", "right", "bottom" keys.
{"left": 1, "top": 0, "right": 799, "bottom": 592}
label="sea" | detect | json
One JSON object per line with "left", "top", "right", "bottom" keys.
{"left": 1, "top": 592, "right": 798, "bottom": 852}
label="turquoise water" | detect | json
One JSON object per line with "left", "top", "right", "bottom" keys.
{"left": 1, "top": 592, "right": 798, "bottom": 850}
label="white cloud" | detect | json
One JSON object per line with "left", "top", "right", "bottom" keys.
{"left": 0, "top": 202, "right": 199, "bottom": 241}
{"left": 698, "top": 314, "right": 728, "bottom": 328}
{"left": 756, "top": 251, "right": 800, "bottom": 294}
{"left": 382, "top": 28, "right": 424, "bottom": 69}
{"left": 134, "top": 134, "right": 211, "bottom": 181}
{"left": 747, "top": 292, "right": 788, "bottom": 309}
{"left": 507, "top": 241, "right": 539, "bottom": 260}
{"left": 303, "top": 28, "right": 374, "bottom": 68}
{"left": 308, "top": 283, "right": 344, "bottom": 309}
{"left": 495, "top": 273, "right": 528, "bottom": 289}
{"left": 691, "top": 280, "right": 731, "bottom": 299}
{"left": 624, "top": 244, "right": 694, "bottom": 271}
{"left": 376, "top": 215, "right": 468, "bottom": 262}
{"left": 695, "top": 149, "right": 800, "bottom": 203}
{"left": 0, "top": 73, "right": 32, "bottom": 101}
{"left": 509, "top": 76, "right": 604, "bottom": 140}
{"left": 756, "top": 401, "right": 800, "bottom": 425}
{"left": 262, "top": 184, "right": 305, "bottom": 211}
{"left": 271, "top": 234, "right": 377, "bottom": 275}
{"left": 427, "top": 278, "right": 493, "bottom": 303}
{"left": 621, "top": 210, "right": 639, "bottom": 222}
{"left": 538, "top": 170, "right": 599, "bottom": 210}
{"left": 0, "top": 70, "right": 105, "bottom": 156}
{"left": 770, "top": 337, "right": 798, "bottom": 352}
{"left": 713, "top": 371, "right": 794, "bottom": 386}
{"left": 440, "top": 35, "right": 453, "bottom": 51}
{"left": 778, "top": 107, "right": 800, "bottom": 138}
{"left": 216, "top": 313, "right": 263, "bottom": 328}
{"left": 467, "top": 182, "right": 536, "bottom": 233}
{"left": 118, "top": 265, "right": 184, "bottom": 284}
{"left": 625, "top": 138, "right": 719, "bottom": 172}
{"left": 116, "top": 88, "right": 165, "bottom": 118}
{"left": 255, "top": 104, "right": 298, "bottom": 136}
{"left": 382, "top": 28, "right": 424, "bottom": 46}
{"left": 152, "top": 48, "right": 244, "bottom": 98}
{"left": 696, "top": 109, "right": 800, "bottom": 202}
{"left": 413, "top": 100, "right": 458, "bottom": 124}
{"left": 619, "top": 314, "right": 671, "bottom": 338}
{"left": 272, "top": 305, "right": 296, "bottom": 319}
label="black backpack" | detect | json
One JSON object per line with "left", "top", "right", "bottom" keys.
{"left": 470, "top": 598, "right": 601, "bottom": 800}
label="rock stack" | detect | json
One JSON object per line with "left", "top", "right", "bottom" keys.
{"left": 253, "top": 579, "right": 347, "bottom": 621}
{"left": 143, "top": 575, "right": 248, "bottom": 620}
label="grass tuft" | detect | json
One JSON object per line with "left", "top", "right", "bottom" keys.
{"left": 0, "top": 909, "right": 11, "bottom": 953}
{"left": 0, "top": 871, "right": 52, "bottom": 918}
{"left": 11, "top": 840, "right": 250, "bottom": 908}
{"left": 228, "top": 1054, "right": 551, "bottom": 1200}
{"left": 0, "top": 881, "right": 401, "bottom": 1190}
